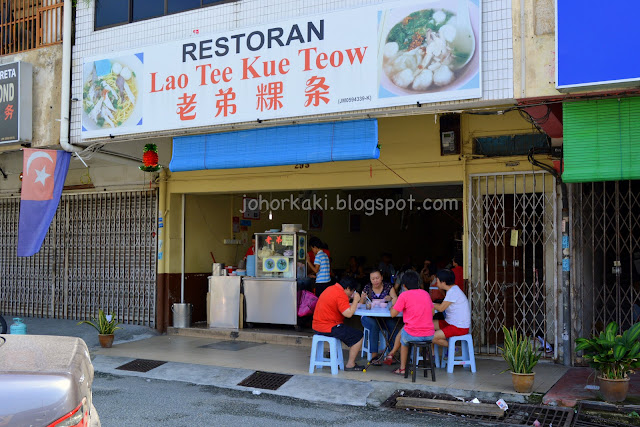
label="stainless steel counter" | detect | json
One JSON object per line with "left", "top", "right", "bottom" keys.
{"left": 208, "top": 276, "right": 242, "bottom": 328}
{"left": 243, "top": 278, "right": 297, "bottom": 325}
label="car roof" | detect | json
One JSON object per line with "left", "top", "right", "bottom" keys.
{"left": 0, "top": 335, "right": 89, "bottom": 373}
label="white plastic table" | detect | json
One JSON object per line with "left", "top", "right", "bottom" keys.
{"left": 354, "top": 306, "right": 402, "bottom": 317}
{"left": 355, "top": 306, "right": 402, "bottom": 369}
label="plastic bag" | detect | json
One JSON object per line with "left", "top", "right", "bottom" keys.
{"left": 297, "top": 290, "right": 318, "bottom": 317}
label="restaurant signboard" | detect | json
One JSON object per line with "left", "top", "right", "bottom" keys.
{"left": 81, "top": 0, "right": 481, "bottom": 139}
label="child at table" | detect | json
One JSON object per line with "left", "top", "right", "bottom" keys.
{"left": 384, "top": 270, "right": 435, "bottom": 375}
{"left": 432, "top": 269, "right": 471, "bottom": 347}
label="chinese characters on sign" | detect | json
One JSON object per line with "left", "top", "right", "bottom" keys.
{"left": 81, "top": 0, "right": 482, "bottom": 139}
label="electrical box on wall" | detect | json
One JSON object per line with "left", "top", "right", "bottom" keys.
{"left": 439, "top": 114, "right": 461, "bottom": 155}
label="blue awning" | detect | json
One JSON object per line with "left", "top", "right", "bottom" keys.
{"left": 169, "top": 119, "right": 379, "bottom": 172}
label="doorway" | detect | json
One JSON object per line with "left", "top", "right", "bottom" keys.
{"left": 469, "top": 172, "right": 558, "bottom": 358}
{"left": 571, "top": 180, "right": 640, "bottom": 339}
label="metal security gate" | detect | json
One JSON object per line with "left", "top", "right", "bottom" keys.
{"left": 0, "top": 190, "right": 157, "bottom": 326}
{"left": 571, "top": 181, "right": 640, "bottom": 340}
{"left": 468, "top": 172, "right": 558, "bottom": 358}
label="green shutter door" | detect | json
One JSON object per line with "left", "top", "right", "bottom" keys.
{"left": 563, "top": 97, "right": 640, "bottom": 182}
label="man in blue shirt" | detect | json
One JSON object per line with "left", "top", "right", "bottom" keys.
{"left": 307, "top": 237, "right": 331, "bottom": 296}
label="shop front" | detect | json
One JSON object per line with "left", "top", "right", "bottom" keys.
{"left": 69, "top": 0, "right": 558, "bottom": 347}
{"left": 158, "top": 110, "right": 549, "bottom": 335}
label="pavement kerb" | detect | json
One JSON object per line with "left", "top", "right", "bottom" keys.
{"left": 90, "top": 353, "right": 531, "bottom": 408}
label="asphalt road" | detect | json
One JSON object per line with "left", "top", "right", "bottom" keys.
{"left": 92, "top": 372, "right": 479, "bottom": 426}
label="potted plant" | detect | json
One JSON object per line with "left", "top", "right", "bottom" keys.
{"left": 77, "top": 310, "right": 122, "bottom": 348}
{"left": 575, "top": 321, "right": 640, "bottom": 402}
{"left": 499, "top": 325, "right": 541, "bottom": 393}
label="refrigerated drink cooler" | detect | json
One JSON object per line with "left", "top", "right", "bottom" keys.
{"left": 243, "top": 231, "right": 307, "bottom": 326}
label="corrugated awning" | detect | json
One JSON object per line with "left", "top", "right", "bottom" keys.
{"left": 562, "top": 98, "right": 640, "bottom": 182}
{"left": 169, "top": 119, "right": 379, "bottom": 172}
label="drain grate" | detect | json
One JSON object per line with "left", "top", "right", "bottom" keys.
{"left": 572, "top": 403, "right": 635, "bottom": 427}
{"left": 116, "top": 359, "right": 167, "bottom": 373}
{"left": 382, "top": 390, "right": 574, "bottom": 426}
{"left": 237, "top": 371, "right": 293, "bottom": 391}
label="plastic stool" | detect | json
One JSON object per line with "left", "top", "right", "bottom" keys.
{"left": 309, "top": 335, "right": 345, "bottom": 375}
{"left": 361, "top": 327, "right": 387, "bottom": 361}
{"left": 440, "top": 334, "right": 476, "bottom": 373}
{"left": 405, "top": 341, "right": 436, "bottom": 382}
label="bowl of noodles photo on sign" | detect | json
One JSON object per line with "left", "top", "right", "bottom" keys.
{"left": 378, "top": 0, "right": 480, "bottom": 98}
{"left": 82, "top": 53, "right": 143, "bottom": 132}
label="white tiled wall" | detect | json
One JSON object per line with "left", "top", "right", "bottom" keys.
{"left": 71, "top": 0, "right": 513, "bottom": 143}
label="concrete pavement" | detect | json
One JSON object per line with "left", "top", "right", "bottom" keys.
{"left": 8, "top": 316, "right": 568, "bottom": 408}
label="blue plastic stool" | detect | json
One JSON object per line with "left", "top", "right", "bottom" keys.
{"left": 361, "top": 327, "right": 386, "bottom": 361}
{"left": 309, "top": 335, "right": 345, "bottom": 375}
{"left": 439, "top": 334, "right": 476, "bottom": 373}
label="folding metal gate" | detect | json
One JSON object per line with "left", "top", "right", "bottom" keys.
{"left": 0, "top": 190, "right": 157, "bottom": 326}
{"left": 570, "top": 181, "right": 640, "bottom": 340}
{"left": 468, "top": 172, "right": 558, "bottom": 358}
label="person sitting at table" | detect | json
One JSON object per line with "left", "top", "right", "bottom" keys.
{"left": 378, "top": 252, "right": 396, "bottom": 282}
{"left": 419, "top": 259, "right": 432, "bottom": 285}
{"left": 359, "top": 269, "right": 399, "bottom": 365}
{"left": 432, "top": 269, "right": 471, "bottom": 349}
{"left": 312, "top": 276, "right": 364, "bottom": 371}
{"left": 451, "top": 253, "right": 465, "bottom": 293}
{"left": 345, "top": 256, "right": 365, "bottom": 281}
{"left": 383, "top": 270, "right": 435, "bottom": 374}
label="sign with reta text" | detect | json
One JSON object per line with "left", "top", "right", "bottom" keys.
{"left": 0, "top": 62, "right": 32, "bottom": 144}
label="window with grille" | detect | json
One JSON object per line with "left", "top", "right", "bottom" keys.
{"left": 0, "top": 0, "right": 63, "bottom": 56}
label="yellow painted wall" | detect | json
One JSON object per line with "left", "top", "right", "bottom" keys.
{"left": 163, "top": 111, "right": 550, "bottom": 275}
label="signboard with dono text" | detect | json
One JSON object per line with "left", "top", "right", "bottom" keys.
{"left": 81, "top": 0, "right": 481, "bottom": 139}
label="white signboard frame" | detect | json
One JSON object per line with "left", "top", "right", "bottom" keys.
{"left": 81, "top": 0, "right": 481, "bottom": 139}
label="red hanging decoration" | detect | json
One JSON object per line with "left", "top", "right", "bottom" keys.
{"left": 140, "top": 143, "right": 161, "bottom": 172}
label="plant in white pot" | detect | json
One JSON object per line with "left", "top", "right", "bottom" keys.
{"left": 78, "top": 310, "right": 121, "bottom": 348}
{"left": 575, "top": 321, "right": 640, "bottom": 402}
{"left": 499, "top": 325, "right": 541, "bottom": 393}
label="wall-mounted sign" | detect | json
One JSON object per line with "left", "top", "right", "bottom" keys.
{"left": 0, "top": 62, "right": 32, "bottom": 144}
{"left": 556, "top": 0, "right": 640, "bottom": 89}
{"left": 81, "top": 0, "right": 481, "bottom": 139}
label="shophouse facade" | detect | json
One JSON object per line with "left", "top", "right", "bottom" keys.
{"left": 0, "top": 0, "right": 158, "bottom": 326}
{"left": 3, "top": 0, "right": 572, "bottom": 363}
{"left": 513, "top": 0, "right": 640, "bottom": 364}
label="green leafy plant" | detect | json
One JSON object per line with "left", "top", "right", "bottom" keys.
{"left": 499, "top": 326, "right": 541, "bottom": 374}
{"left": 77, "top": 310, "right": 121, "bottom": 335}
{"left": 575, "top": 321, "right": 640, "bottom": 380}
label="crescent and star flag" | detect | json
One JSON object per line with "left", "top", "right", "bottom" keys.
{"left": 17, "top": 149, "right": 71, "bottom": 257}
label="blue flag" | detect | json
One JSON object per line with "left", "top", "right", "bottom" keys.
{"left": 17, "top": 149, "right": 71, "bottom": 257}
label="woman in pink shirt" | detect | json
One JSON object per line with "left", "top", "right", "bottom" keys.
{"left": 385, "top": 270, "right": 435, "bottom": 375}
